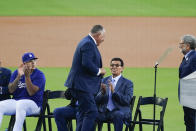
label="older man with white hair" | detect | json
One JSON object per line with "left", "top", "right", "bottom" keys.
{"left": 179, "top": 34, "right": 196, "bottom": 131}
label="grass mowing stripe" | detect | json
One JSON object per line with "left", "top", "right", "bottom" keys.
{"left": 0, "top": 0, "right": 196, "bottom": 16}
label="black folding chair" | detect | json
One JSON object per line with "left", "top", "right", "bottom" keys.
{"left": 130, "top": 96, "right": 168, "bottom": 131}
{"left": 8, "top": 90, "right": 49, "bottom": 131}
{"left": 97, "top": 96, "right": 136, "bottom": 131}
{"left": 44, "top": 90, "right": 74, "bottom": 131}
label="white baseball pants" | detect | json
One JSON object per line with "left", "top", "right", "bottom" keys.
{"left": 0, "top": 99, "right": 40, "bottom": 131}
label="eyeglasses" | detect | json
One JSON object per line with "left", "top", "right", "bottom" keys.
{"left": 110, "top": 64, "right": 121, "bottom": 67}
{"left": 179, "top": 42, "right": 185, "bottom": 45}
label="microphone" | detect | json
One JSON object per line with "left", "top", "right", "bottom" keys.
{"left": 154, "top": 61, "right": 159, "bottom": 68}
{"left": 154, "top": 47, "right": 173, "bottom": 68}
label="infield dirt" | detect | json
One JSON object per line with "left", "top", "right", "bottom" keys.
{"left": 1, "top": 16, "right": 196, "bottom": 67}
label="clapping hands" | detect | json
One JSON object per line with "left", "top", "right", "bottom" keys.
{"left": 24, "top": 64, "right": 31, "bottom": 77}
{"left": 18, "top": 64, "right": 24, "bottom": 76}
{"left": 107, "top": 80, "right": 114, "bottom": 93}
{"left": 17, "top": 64, "right": 31, "bottom": 77}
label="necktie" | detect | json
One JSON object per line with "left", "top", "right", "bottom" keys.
{"left": 107, "top": 79, "right": 115, "bottom": 111}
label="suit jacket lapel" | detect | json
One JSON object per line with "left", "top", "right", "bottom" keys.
{"left": 96, "top": 47, "right": 102, "bottom": 67}
{"left": 179, "top": 50, "right": 195, "bottom": 77}
{"left": 187, "top": 50, "right": 195, "bottom": 60}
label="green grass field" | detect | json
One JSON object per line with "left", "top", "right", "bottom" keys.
{"left": 0, "top": 0, "right": 196, "bottom": 16}
{"left": 0, "top": 67, "right": 185, "bottom": 131}
{"left": 0, "top": 0, "right": 192, "bottom": 130}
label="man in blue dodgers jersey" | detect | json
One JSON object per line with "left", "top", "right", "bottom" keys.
{"left": 0, "top": 52, "right": 46, "bottom": 131}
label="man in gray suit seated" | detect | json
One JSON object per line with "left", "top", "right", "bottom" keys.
{"left": 95, "top": 57, "right": 133, "bottom": 131}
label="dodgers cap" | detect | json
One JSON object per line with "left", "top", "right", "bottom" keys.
{"left": 22, "top": 52, "right": 38, "bottom": 63}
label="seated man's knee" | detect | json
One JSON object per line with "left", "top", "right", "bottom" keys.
{"left": 16, "top": 101, "right": 26, "bottom": 111}
{"left": 85, "top": 110, "right": 98, "bottom": 119}
{"left": 112, "top": 111, "right": 124, "bottom": 120}
{"left": 53, "top": 108, "right": 62, "bottom": 118}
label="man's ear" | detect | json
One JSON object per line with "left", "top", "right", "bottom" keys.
{"left": 187, "top": 43, "right": 191, "bottom": 49}
{"left": 121, "top": 67, "right": 124, "bottom": 73}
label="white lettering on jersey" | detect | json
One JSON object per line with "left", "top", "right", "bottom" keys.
{"left": 18, "top": 81, "right": 26, "bottom": 88}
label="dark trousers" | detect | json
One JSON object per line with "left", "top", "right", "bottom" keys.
{"left": 54, "top": 106, "right": 78, "bottom": 131}
{"left": 183, "top": 106, "right": 196, "bottom": 131}
{"left": 97, "top": 110, "right": 124, "bottom": 131}
{"left": 72, "top": 90, "right": 98, "bottom": 131}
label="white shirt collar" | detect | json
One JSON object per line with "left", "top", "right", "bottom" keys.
{"left": 88, "top": 34, "right": 97, "bottom": 45}
{"left": 112, "top": 74, "right": 122, "bottom": 85}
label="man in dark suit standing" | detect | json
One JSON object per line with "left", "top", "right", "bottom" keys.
{"left": 95, "top": 57, "right": 133, "bottom": 131}
{"left": 65, "top": 25, "right": 106, "bottom": 131}
{"left": 179, "top": 35, "right": 196, "bottom": 131}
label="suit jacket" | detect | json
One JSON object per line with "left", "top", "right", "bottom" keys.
{"left": 95, "top": 75, "right": 133, "bottom": 116}
{"left": 65, "top": 35, "right": 102, "bottom": 94}
{"left": 179, "top": 50, "right": 196, "bottom": 78}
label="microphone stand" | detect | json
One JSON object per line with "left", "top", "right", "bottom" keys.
{"left": 153, "top": 62, "right": 158, "bottom": 131}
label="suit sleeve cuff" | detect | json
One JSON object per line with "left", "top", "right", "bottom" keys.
{"left": 97, "top": 68, "right": 101, "bottom": 76}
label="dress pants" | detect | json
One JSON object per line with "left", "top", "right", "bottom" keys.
{"left": 72, "top": 89, "right": 98, "bottom": 131}
{"left": 97, "top": 109, "right": 124, "bottom": 131}
{"left": 183, "top": 106, "right": 196, "bottom": 131}
{"left": 54, "top": 106, "right": 78, "bottom": 131}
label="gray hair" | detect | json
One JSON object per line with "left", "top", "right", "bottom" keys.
{"left": 181, "top": 34, "right": 196, "bottom": 49}
{"left": 90, "top": 25, "right": 105, "bottom": 35}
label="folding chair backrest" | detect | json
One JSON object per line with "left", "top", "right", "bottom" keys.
{"left": 139, "top": 97, "right": 168, "bottom": 107}
{"left": 131, "top": 96, "right": 168, "bottom": 131}
{"left": 48, "top": 90, "right": 66, "bottom": 99}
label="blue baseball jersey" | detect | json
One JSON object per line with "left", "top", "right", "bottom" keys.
{"left": 10, "top": 68, "right": 46, "bottom": 107}
{"left": 0, "top": 67, "right": 12, "bottom": 100}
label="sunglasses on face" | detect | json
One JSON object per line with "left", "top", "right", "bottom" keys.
{"left": 110, "top": 64, "right": 121, "bottom": 67}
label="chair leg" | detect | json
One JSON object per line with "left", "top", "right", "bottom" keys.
{"left": 161, "top": 125, "right": 164, "bottom": 131}
{"left": 139, "top": 123, "right": 142, "bottom": 131}
{"left": 130, "top": 122, "right": 136, "bottom": 131}
{"left": 48, "top": 117, "right": 52, "bottom": 131}
{"left": 125, "top": 125, "right": 129, "bottom": 131}
{"left": 43, "top": 117, "right": 46, "bottom": 131}
{"left": 139, "top": 112, "right": 143, "bottom": 131}
{"left": 157, "top": 122, "right": 164, "bottom": 131}
{"left": 70, "top": 121, "right": 73, "bottom": 131}
{"left": 67, "top": 119, "right": 73, "bottom": 131}
{"left": 161, "top": 121, "right": 164, "bottom": 131}
{"left": 35, "top": 116, "right": 44, "bottom": 131}
{"left": 23, "top": 120, "right": 27, "bottom": 131}
{"left": 107, "top": 123, "right": 111, "bottom": 131}
{"left": 97, "top": 122, "right": 103, "bottom": 131}
{"left": 129, "top": 126, "right": 132, "bottom": 131}
{"left": 8, "top": 115, "right": 15, "bottom": 131}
